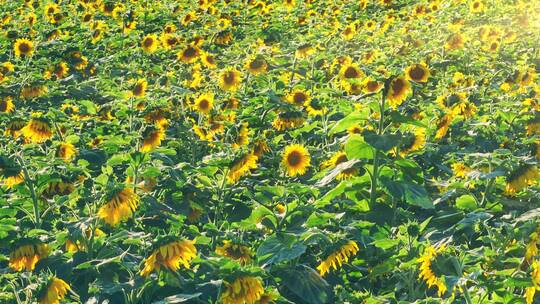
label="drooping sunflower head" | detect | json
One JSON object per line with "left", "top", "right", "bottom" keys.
{"left": 232, "top": 122, "right": 250, "bottom": 149}
{"left": 286, "top": 89, "right": 311, "bottom": 107}
{"left": 317, "top": 240, "right": 359, "bottom": 276}
{"left": 9, "top": 239, "right": 49, "bottom": 272}
{"left": 220, "top": 275, "right": 264, "bottom": 304}
{"left": 295, "top": 44, "right": 315, "bottom": 58}
{"left": 56, "top": 142, "right": 77, "bottom": 162}
{"left": 21, "top": 116, "right": 53, "bottom": 143}
{"left": 141, "top": 34, "right": 159, "bottom": 53}
{"left": 36, "top": 276, "right": 70, "bottom": 304}
{"left": 405, "top": 63, "right": 430, "bottom": 83}
{"left": 177, "top": 45, "right": 201, "bottom": 63}
{"left": 219, "top": 68, "right": 243, "bottom": 91}
{"left": 201, "top": 52, "right": 217, "bottom": 68}
{"left": 216, "top": 240, "right": 253, "bottom": 265}
{"left": 41, "top": 176, "right": 76, "bottom": 199}
{"left": 399, "top": 129, "right": 426, "bottom": 156}
{"left": 417, "top": 245, "right": 448, "bottom": 297}
{"left": 141, "top": 126, "right": 166, "bottom": 153}
{"left": 282, "top": 144, "right": 311, "bottom": 177}
{"left": 386, "top": 76, "right": 411, "bottom": 109}
{"left": 227, "top": 152, "right": 258, "bottom": 183}
{"left": 97, "top": 187, "right": 140, "bottom": 226}
{"left": 272, "top": 111, "right": 305, "bottom": 131}
{"left": 140, "top": 237, "right": 197, "bottom": 276}
{"left": 4, "top": 118, "right": 26, "bottom": 138}
{"left": 245, "top": 57, "right": 268, "bottom": 75}
{"left": 193, "top": 92, "right": 214, "bottom": 114}
{"left": 505, "top": 165, "right": 540, "bottom": 195}
{"left": 131, "top": 78, "right": 148, "bottom": 98}
{"left": 322, "top": 151, "right": 359, "bottom": 180}
{"left": 0, "top": 96, "right": 15, "bottom": 113}
{"left": 14, "top": 38, "right": 34, "bottom": 57}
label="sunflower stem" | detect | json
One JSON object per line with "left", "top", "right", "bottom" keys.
{"left": 369, "top": 91, "right": 386, "bottom": 206}
{"left": 17, "top": 156, "right": 40, "bottom": 228}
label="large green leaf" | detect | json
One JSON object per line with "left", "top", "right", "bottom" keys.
{"left": 257, "top": 234, "right": 307, "bottom": 266}
{"left": 280, "top": 265, "right": 332, "bottom": 304}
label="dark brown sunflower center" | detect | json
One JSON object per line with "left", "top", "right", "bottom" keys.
{"left": 184, "top": 47, "right": 197, "bottom": 58}
{"left": 224, "top": 72, "right": 236, "bottom": 84}
{"left": 344, "top": 66, "right": 359, "bottom": 78}
{"left": 0, "top": 101, "right": 7, "bottom": 111}
{"left": 293, "top": 92, "right": 307, "bottom": 105}
{"left": 409, "top": 66, "right": 425, "bottom": 80}
{"left": 249, "top": 60, "right": 264, "bottom": 69}
{"left": 199, "top": 99, "right": 209, "bottom": 110}
{"left": 367, "top": 81, "right": 379, "bottom": 91}
{"left": 392, "top": 78, "right": 406, "bottom": 93}
{"left": 143, "top": 38, "right": 154, "bottom": 47}
{"left": 19, "top": 43, "right": 30, "bottom": 53}
{"left": 287, "top": 151, "right": 303, "bottom": 166}
{"left": 336, "top": 155, "right": 348, "bottom": 165}
{"left": 133, "top": 84, "right": 144, "bottom": 95}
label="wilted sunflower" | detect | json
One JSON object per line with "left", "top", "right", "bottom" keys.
{"left": 4, "top": 119, "right": 25, "bottom": 138}
{"left": 221, "top": 276, "right": 264, "bottom": 304}
{"left": 42, "top": 179, "right": 75, "bottom": 199}
{"left": 177, "top": 45, "right": 201, "bottom": 63}
{"left": 14, "top": 38, "right": 34, "bottom": 57}
{"left": 21, "top": 117, "right": 53, "bottom": 143}
{"left": 219, "top": 68, "right": 243, "bottom": 91}
{"left": 97, "top": 187, "right": 140, "bottom": 226}
{"left": 0, "top": 96, "right": 14, "bottom": 113}
{"left": 232, "top": 123, "right": 250, "bottom": 149}
{"left": 317, "top": 240, "right": 359, "bottom": 276}
{"left": 322, "top": 151, "right": 358, "bottom": 180}
{"left": 405, "top": 63, "right": 430, "bottom": 83}
{"left": 272, "top": 111, "right": 305, "bottom": 131}
{"left": 56, "top": 143, "right": 77, "bottom": 162}
{"left": 505, "top": 165, "right": 540, "bottom": 195}
{"left": 140, "top": 239, "right": 197, "bottom": 276}
{"left": 141, "top": 34, "right": 159, "bottom": 53}
{"left": 38, "top": 277, "right": 70, "bottom": 304}
{"left": 141, "top": 128, "right": 165, "bottom": 152}
{"left": 286, "top": 89, "right": 311, "bottom": 107}
{"left": 282, "top": 144, "right": 310, "bottom": 177}
{"left": 227, "top": 152, "right": 258, "bottom": 183}
{"left": 131, "top": 79, "right": 147, "bottom": 98}
{"left": 386, "top": 76, "right": 411, "bottom": 109}
{"left": 245, "top": 57, "right": 268, "bottom": 75}
{"left": 193, "top": 93, "right": 214, "bottom": 114}
{"left": 435, "top": 113, "right": 453, "bottom": 139}
{"left": 216, "top": 240, "right": 253, "bottom": 265}
{"left": 9, "top": 241, "right": 49, "bottom": 271}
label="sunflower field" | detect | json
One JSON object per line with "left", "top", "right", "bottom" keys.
{"left": 1, "top": 0, "right": 540, "bottom": 303}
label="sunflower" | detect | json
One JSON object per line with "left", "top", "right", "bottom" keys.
{"left": 21, "top": 84, "right": 48, "bottom": 99}
{"left": 4, "top": 118, "right": 25, "bottom": 138}
{"left": 322, "top": 151, "right": 358, "bottom": 180}
{"left": 9, "top": 241, "right": 49, "bottom": 271}
{"left": 219, "top": 68, "right": 243, "bottom": 91}
{"left": 221, "top": 276, "right": 264, "bottom": 304}
{"left": 418, "top": 245, "right": 447, "bottom": 297}
{"left": 21, "top": 117, "right": 53, "bottom": 143}
{"left": 399, "top": 129, "right": 426, "bottom": 156}
{"left": 445, "top": 32, "right": 465, "bottom": 50}
{"left": 141, "top": 34, "right": 159, "bottom": 53}
{"left": 451, "top": 162, "right": 471, "bottom": 179}
{"left": 141, "top": 128, "right": 165, "bottom": 152}
{"left": 193, "top": 92, "right": 214, "bottom": 114}
{"left": 245, "top": 57, "right": 268, "bottom": 75}
{"left": 215, "top": 31, "right": 233, "bottom": 45}
{"left": 233, "top": 123, "right": 250, "bottom": 149}
{"left": 272, "top": 111, "right": 305, "bottom": 131}
{"left": 286, "top": 89, "right": 311, "bottom": 107}
{"left": 362, "top": 77, "right": 383, "bottom": 94}
{"left": 53, "top": 62, "right": 69, "bottom": 79}
{"left": 131, "top": 79, "right": 147, "bottom": 98}
{"left": 470, "top": 0, "right": 485, "bottom": 13}
{"left": 452, "top": 101, "right": 477, "bottom": 119}
{"left": 227, "top": 152, "right": 258, "bottom": 183}
{"left": 317, "top": 240, "right": 359, "bottom": 276}
{"left": 342, "top": 24, "right": 357, "bottom": 40}
{"left": 216, "top": 240, "right": 253, "bottom": 265}
{"left": 177, "top": 45, "right": 201, "bottom": 63}
{"left": 386, "top": 76, "right": 411, "bottom": 109}
{"left": 38, "top": 277, "right": 70, "bottom": 304}
{"left": 505, "top": 165, "right": 540, "bottom": 195}
{"left": 97, "top": 188, "right": 140, "bottom": 226}
{"left": 42, "top": 180, "right": 75, "bottom": 199}
{"left": 181, "top": 11, "right": 197, "bottom": 26}
{"left": 140, "top": 239, "right": 197, "bottom": 276}
{"left": 14, "top": 38, "right": 34, "bottom": 57}
{"left": 526, "top": 260, "right": 540, "bottom": 304}
{"left": 295, "top": 44, "right": 315, "bottom": 58}
{"left": 56, "top": 143, "right": 77, "bottom": 162}
{"left": 304, "top": 99, "right": 327, "bottom": 117}
{"left": 0, "top": 62, "right": 14, "bottom": 83}
{"left": 405, "top": 63, "right": 430, "bottom": 83}
{"left": 282, "top": 144, "right": 310, "bottom": 177}
{"left": 44, "top": 3, "right": 61, "bottom": 23}
{"left": 253, "top": 139, "right": 271, "bottom": 157}
{"left": 0, "top": 96, "right": 14, "bottom": 113}
{"left": 201, "top": 53, "right": 217, "bottom": 68}
{"left": 339, "top": 63, "right": 364, "bottom": 81}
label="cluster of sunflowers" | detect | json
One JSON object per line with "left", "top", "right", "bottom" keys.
{"left": 1, "top": 0, "right": 540, "bottom": 303}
